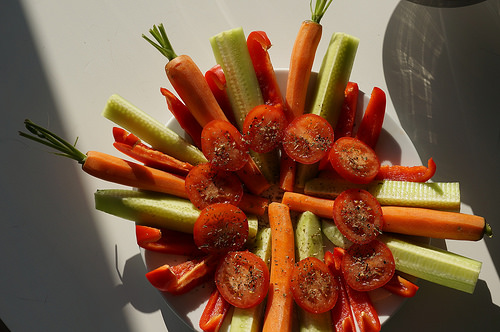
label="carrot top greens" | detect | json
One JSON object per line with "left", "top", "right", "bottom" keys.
{"left": 19, "top": 119, "right": 87, "bottom": 164}
{"left": 142, "top": 23, "right": 178, "bottom": 61}
{"left": 310, "top": 0, "right": 334, "bottom": 24}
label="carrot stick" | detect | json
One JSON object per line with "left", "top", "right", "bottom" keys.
{"left": 143, "top": 24, "right": 229, "bottom": 127}
{"left": 381, "top": 206, "right": 491, "bottom": 241}
{"left": 285, "top": 20, "right": 323, "bottom": 121}
{"left": 282, "top": 192, "right": 492, "bottom": 241}
{"left": 236, "top": 160, "right": 272, "bottom": 196}
{"left": 279, "top": 148, "right": 296, "bottom": 192}
{"left": 263, "top": 202, "right": 295, "bottom": 332}
{"left": 282, "top": 191, "right": 334, "bottom": 219}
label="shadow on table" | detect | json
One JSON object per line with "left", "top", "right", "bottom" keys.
{"left": 382, "top": 0, "right": 500, "bottom": 330}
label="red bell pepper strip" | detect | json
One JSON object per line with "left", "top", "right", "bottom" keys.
{"left": 376, "top": 157, "right": 436, "bottom": 182}
{"left": 382, "top": 273, "right": 419, "bottom": 298}
{"left": 112, "top": 127, "right": 193, "bottom": 175}
{"left": 204, "top": 65, "right": 237, "bottom": 126}
{"left": 145, "top": 254, "right": 219, "bottom": 295}
{"left": 160, "top": 87, "right": 203, "bottom": 148}
{"left": 247, "top": 31, "right": 286, "bottom": 113}
{"left": 335, "top": 82, "right": 359, "bottom": 139}
{"left": 135, "top": 225, "right": 202, "bottom": 256}
{"left": 199, "top": 287, "right": 232, "bottom": 332}
{"left": 325, "top": 250, "right": 356, "bottom": 332}
{"left": 355, "top": 87, "right": 386, "bottom": 149}
{"left": 345, "top": 284, "right": 381, "bottom": 332}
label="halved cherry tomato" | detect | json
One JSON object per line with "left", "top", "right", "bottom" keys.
{"left": 215, "top": 250, "right": 269, "bottom": 309}
{"left": 333, "top": 188, "right": 384, "bottom": 244}
{"left": 201, "top": 120, "right": 249, "bottom": 171}
{"left": 282, "top": 114, "right": 334, "bottom": 164}
{"left": 290, "top": 256, "right": 339, "bottom": 314}
{"left": 185, "top": 163, "right": 243, "bottom": 210}
{"left": 342, "top": 240, "right": 395, "bottom": 292}
{"left": 242, "top": 104, "right": 288, "bottom": 153}
{"left": 193, "top": 203, "right": 248, "bottom": 254}
{"left": 329, "top": 136, "right": 380, "bottom": 184}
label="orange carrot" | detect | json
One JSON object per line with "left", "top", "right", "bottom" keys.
{"left": 381, "top": 206, "right": 491, "bottom": 241}
{"left": 143, "top": 24, "right": 228, "bottom": 127}
{"left": 279, "top": 147, "right": 296, "bottom": 192}
{"left": 263, "top": 202, "right": 295, "bottom": 332}
{"left": 236, "top": 160, "right": 272, "bottom": 196}
{"left": 282, "top": 192, "right": 492, "bottom": 241}
{"left": 285, "top": 20, "right": 323, "bottom": 121}
{"left": 282, "top": 191, "right": 334, "bottom": 219}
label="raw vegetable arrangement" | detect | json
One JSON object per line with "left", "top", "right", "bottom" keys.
{"left": 20, "top": 1, "right": 492, "bottom": 331}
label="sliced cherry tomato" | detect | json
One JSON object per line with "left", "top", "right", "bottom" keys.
{"left": 242, "top": 104, "right": 288, "bottom": 153}
{"left": 329, "top": 136, "right": 380, "bottom": 184}
{"left": 185, "top": 163, "right": 243, "bottom": 210}
{"left": 342, "top": 240, "right": 395, "bottom": 292}
{"left": 333, "top": 188, "right": 384, "bottom": 244}
{"left": 290, "top": 257, "right": 339, "bottom": 314}
{"left": 201, "top": 120, "right": 249, "bottom": 171}
{"left": 282, "top": 114, "right": 334, "bottom": 164}
{"left": 215, "top": 250, "right": 269, "bottom": 309}
{"left": 193, "top": 203, "right": 248, "bottom": 254}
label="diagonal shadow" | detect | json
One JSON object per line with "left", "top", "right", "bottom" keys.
{"left": 382, "top": 1, "right": 500, "bottom": 331}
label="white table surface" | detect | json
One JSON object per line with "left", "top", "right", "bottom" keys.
{"left": 2, "top": 0, "right": 500, "bottom": 331}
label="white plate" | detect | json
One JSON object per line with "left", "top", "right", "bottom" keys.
{"left": 143, "top": 69, "right": 423, "bottom": 331}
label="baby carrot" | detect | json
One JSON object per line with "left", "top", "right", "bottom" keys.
{"left": 143, "top": 24, "right": 229, "bottom": 126}
{"left": 263, "top": 202, "right": 295, "bottom": 332}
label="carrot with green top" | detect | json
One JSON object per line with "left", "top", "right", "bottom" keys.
{"left": 263, "top": 202, "right": 295, "bottom": 332}
{"left": 143, "top": 24, "right": 229, "bottom": 126}
{"left": 285, "top": 0, "right": 333, "bottom": 121}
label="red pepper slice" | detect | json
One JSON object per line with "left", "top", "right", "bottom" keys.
{"left": 112, "top": 127, "right": 193, "bottom": 175}
{"left": 204, "top": 65, "right": 237, "bottom": 126}
{"left": 382, "top": 273, "right": 419, "bottom": 298}
{"left": 247, "top": 31, "right": 286, "bottom": 114}
{"left": 355, "top": 87, "right": 386, "bottom": 149}
{"left": 199, "top": 287, "right": 231, "bottom": 332}
{"left": 325, "top": 250, "right": 356, "bottom": 332}
{"left": 135, "top": 225, "right": 201, "bottom": 256}
{"left": 376, "top": 158, "right": 436, "bottom": 182}
{"left": 345, "top": 284, "right": 381, "bottom": 332}
{"left": 145, "top": 254, "right": 219, "bottom": 295}
{"left": 160, "top": 87, "right": 203, "bottom": 148}
{"left": 335, "top": 82, "right": 359, "bottom": 139}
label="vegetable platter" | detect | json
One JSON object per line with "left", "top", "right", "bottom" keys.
{"left": 4, "top": 1, "right": 500, "bottom": 332}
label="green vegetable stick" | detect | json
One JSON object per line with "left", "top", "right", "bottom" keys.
{"left": 102, "top": 94, "right": 207, "bottom": 165}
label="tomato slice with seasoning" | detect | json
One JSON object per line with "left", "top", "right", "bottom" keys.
{"left": 185, "top": 163, "right": 243, "bottom": 210}
{"left": 201, "top": 119, "right": 249, "bottom": 171}
{"left": 329, "top": 136, "right": 380, "bottom": 184}
{"left": 215, "top": 250, "right": 270, "bottom": 309}
{"left": 342, "top": 240, "right": 395, "bottom": 292}
{"left": 290, "top": 256, "right": 339, "bottom": 314}
{"left": 193, "top": 203, "right": 249, "bottom": 254}
{"left": 282, "top": 114, "right": 334, "bottom": 164}
{"left": 242, "top": 104, "right": 288, "bottom": 153}
{"left": 333, "top": 188, "right": 384, "bottom": 244}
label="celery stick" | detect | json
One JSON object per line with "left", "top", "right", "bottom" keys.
{"left": 210, "top": 27, "right": 280, "bottom": 183}
{"left": 230, "top": 228, "right": 272, "bottom": 332}
{"left": 322, "top": 222, "right": 482, "bottom": 293}
{"left": 294, "top": 212, "right": 333, "bottom": 332}
{"left": 306, "top": 178, "right": 461, "bottom": 210}
{"left": 308, "top": 32, "right": 359, "bottom": 125}
{"left": 94, "top": 189, "right": 259, "bottom": 241}
{"left": 102, "top": 94, "right": 207, "bottom": 165}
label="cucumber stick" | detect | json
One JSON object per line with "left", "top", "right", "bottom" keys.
{"left": 322, "top": 221, "right": 482, "bottom": 294}
{"left": 94, "top": 189, "right": 259, "bottom": 241}
{"left": 230, "top": 228, "right": 272, "bottom": 332}
{"left": 295, "top": 32, "right": 359, "bottom": 190}
{"left": 295, "top": 212, "right": 333, "bottom": 332}
{"left": 102, "top": 94, "right": 207, "bottom": 165}
{"left": 210, "top": 27, "right": 280, "bottom": 183}
{"left": 306, "top": 178, "right": 461, "bottom": 210}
